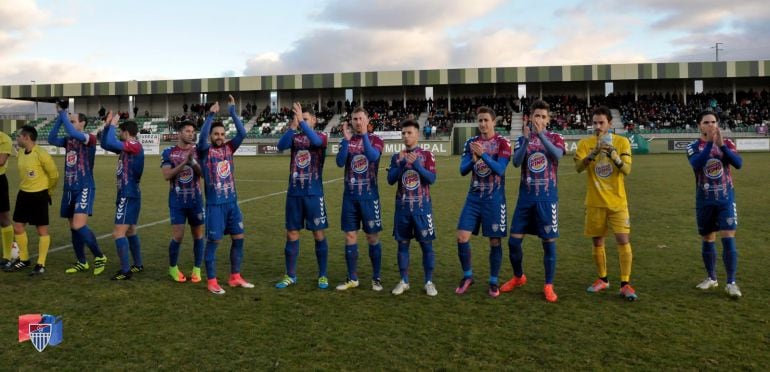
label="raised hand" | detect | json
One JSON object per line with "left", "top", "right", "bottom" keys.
{"left": 406, "top": 151, "right": 419, "bottom": 165}
{"left": 470, "top": 141, "right": 484, "bottom": 157}
{"left": 342, "top": 121, "right": 352, "bottom": 141}
{"left": 228, "top": 94, "right": 235, "bottom": 106}
{"left": 210, "top": 102, "right": 220, "bottom": 114}
{"left": 522, "top": 122, "right": 531, "bottom": 137}
{"left": 713, "top": 126, "right": 724, "bottom": 147}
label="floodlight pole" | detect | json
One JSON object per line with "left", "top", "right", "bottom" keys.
{"left": 711, "top": 42, "right": 724, "bottom": 62}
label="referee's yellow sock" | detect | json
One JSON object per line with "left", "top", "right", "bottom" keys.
{"left": 15, "top": 232, "right": 29, "bottom": 261}
{"left": 1, "top": 225, "right": 13, "bottom": 259}
{"left": 592, "top": 245, "right": 607, "bottom": 279}
{"left": 618, "top": 243, "right": 633, "bottom": 283}
{"left": 38, "top": 235, "right": 50, "bottom": 267}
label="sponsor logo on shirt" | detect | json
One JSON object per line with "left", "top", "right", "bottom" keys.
{"left": 402, "top": 169, "right": 420, "bottom": 190}
{"left": 66, "top": 151, "right": 77, "bottom": 167}
{"left": 527, "top": 152, "right": 547, "bottom": 173}
{"left": 474, "top": 160, "right": 491, "bottom": 177}
{"left": 704, "top": 158, "right": 723, "bottom": 179}
{"left": 295, "top": 150, "right": 311, "bottom": 169}
{"left": 352, "top": 154, "right": 368, "bottom": 174}
{"left": 216, "top": 161, "right": 231, "bottom": 179}
{"left": 594, "top": 161, "right": 613, "bottom": 179}
{"left": 178, "top": 166, "right": 193, "bottom": 183}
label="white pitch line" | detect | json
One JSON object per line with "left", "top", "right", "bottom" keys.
{"left": 45, "top": 176, "right": 344, "bottom": 255}
{"left": 45, "top": 158, "right": 446, "bottom": 255}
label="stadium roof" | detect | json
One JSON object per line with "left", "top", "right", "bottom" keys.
{"left": 2, "top": 60, "right": 769, "bottom": 99}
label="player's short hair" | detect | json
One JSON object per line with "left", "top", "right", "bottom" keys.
{"left": 352, "top": 107, "right": 368, "bottom": 117}
{"left": 178, "top": 120, "right": 196, "bottom": 131}
{"left": 210, "top": 121, "right": 225, "bottom": 134}
{"left": 530, "top": 99, "right": 550, "bottom": 113}
{"left": 19, "top": 125, "right": 37, "bottom": 141}
{"left": 591, "top": 106, "right": 612, "bottom": 122}
{"left": 400, "top": 119, "right": 419, "bottom": 130}
{"left": 696, "top": 110, "right": 719, "bottom": 123}
{"left": 302, "top": 105, "right": 316, "bottom": 116}
{"left": 77, "top": 113, "right": 88, "bottom": 124}
{"left": 477, "top": 106, "right": 496, "bottom": 119}
{"left": 119, "top": 121, "right": 138, "bottom": 136}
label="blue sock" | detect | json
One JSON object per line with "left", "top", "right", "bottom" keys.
{"left": 489, "top": 244, "right": 502, "bottom": 285}
{"left": 344, "top": 244, "right": 358, "bottom": 280}
{"left": 193, "top": 238, "right": 204, "bottom": 267}
{"left": 115, "top": 237, "right": 130, "bottom": 273}
{"left": 458, "top": 241, "right": 472, "bottom": 278}
{"left": 230, "top": 238, "right": 244, "bottom": 274}
{"left": 369, "top": 242, "right": 382, "bottom": 280}
{"left": 542, "top": 240, "right": 556, "bottom": 284}
{"left": 397, "top": 241, "right": 410, "bottom": 283}
{"left": 71, "top": 228, "right": 86, "bottom": 263}
{"left": 315, "top": 238, "right": 328, "bottom": 278}
{"left": 204, "top": 240, "right": 219, "bottom": 279}
{"left": 419, "top": 241, "right": 434, "bottom": 283}
{"left": 77, "top": 225, "right": 103, "bottom": 258}
{"left": 508, "top": 236, "right": 524, "bottom": 277}
{"left": 285, "top": 240, "right": 299, "bottom": 278}
{"left": 169, "top": 239, "right": 181, "bottom": 266}
{"left": 701, "top": 240, "right": 717, "bottom": 280}
{"left": 721, "top": 237, "right": 738, "bottom": 283}
{"left": 127, "top": 235, "right": 142, "bottom": 267}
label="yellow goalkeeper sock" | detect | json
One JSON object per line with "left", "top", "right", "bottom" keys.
{"left": 618, "top": 243, "right": 633, "bottom": 282}
{"left": 592, "top": 245, "right": 607, "bottom": 278}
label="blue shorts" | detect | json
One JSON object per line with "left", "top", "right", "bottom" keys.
{"left": 286, "top": 195, "right": 328, "bottom": 231}
{"left": 510, "top": 199, "right": 559, "bottom": 239}
{"left": 170, "top": 204, "right": 205, "bottom": 226}
{"left": 457, "top": 198, "right": 507, "bottom": 237}
{"left": 206, "top": 202, "right": 244, "bottom": 241}
{"left": 393, "top": 210, "right": 436, "bottom": 242}
{"left": 696, "top": 201, "right": 737, "bottom": 236}
{"left": 60, "top": 187, "right": 95, "bottom": 218}
{"left": 115, "top": 197, "right": 141, "bottom": 225}
{"left": 341, "top": 197, "right": 382, "bottom": 234}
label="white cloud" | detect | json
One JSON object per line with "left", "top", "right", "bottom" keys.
{"left": 317, "top": 0, "right": 503, "bottom": 29}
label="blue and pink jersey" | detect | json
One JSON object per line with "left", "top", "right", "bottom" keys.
{"left": 100, "top": 126, "right": 144, "bottom": 198}
{"left": 388, "top": 148, "right": 436, "bottom": 213}
{"left": 47, "top": 111, "right": 96, "bottom": 191}
{"left": 197, "top": 106, "right": 246, "bottom": 205}
{"left": 161, "top": 145, "right": 203, "bottom": 208}
{"left": 513, "top": 132, "right": 565, "bottom": 202}
{"left": 461, "top": 134, "right": 511, "bottom": 202}
{"left": 337, "top": 133, "right": 384, "bottom": 200}
{"left": 687, "top": 138, "right": 739, "bottom": 204}
{"left": 278, "top": 125, "right": 328, "bottom": 197}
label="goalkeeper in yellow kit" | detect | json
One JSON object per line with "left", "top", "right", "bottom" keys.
{"left": 574, "top": 106, "right": 637, "bottom": 301}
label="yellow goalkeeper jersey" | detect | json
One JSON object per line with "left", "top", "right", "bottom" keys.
{"left": 574, "top": 133, "right": 632, "bottom": 209}
{"left": 17, "top": 145, "right": 59, "bottom": 193}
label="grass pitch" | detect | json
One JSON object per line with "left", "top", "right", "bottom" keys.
{"left": 2, "top": 152, "right": 769, "bottom": 370}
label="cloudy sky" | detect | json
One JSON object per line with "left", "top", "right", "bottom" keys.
{"left": 1, "top": 0, "right": 768, "bottom": 85}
